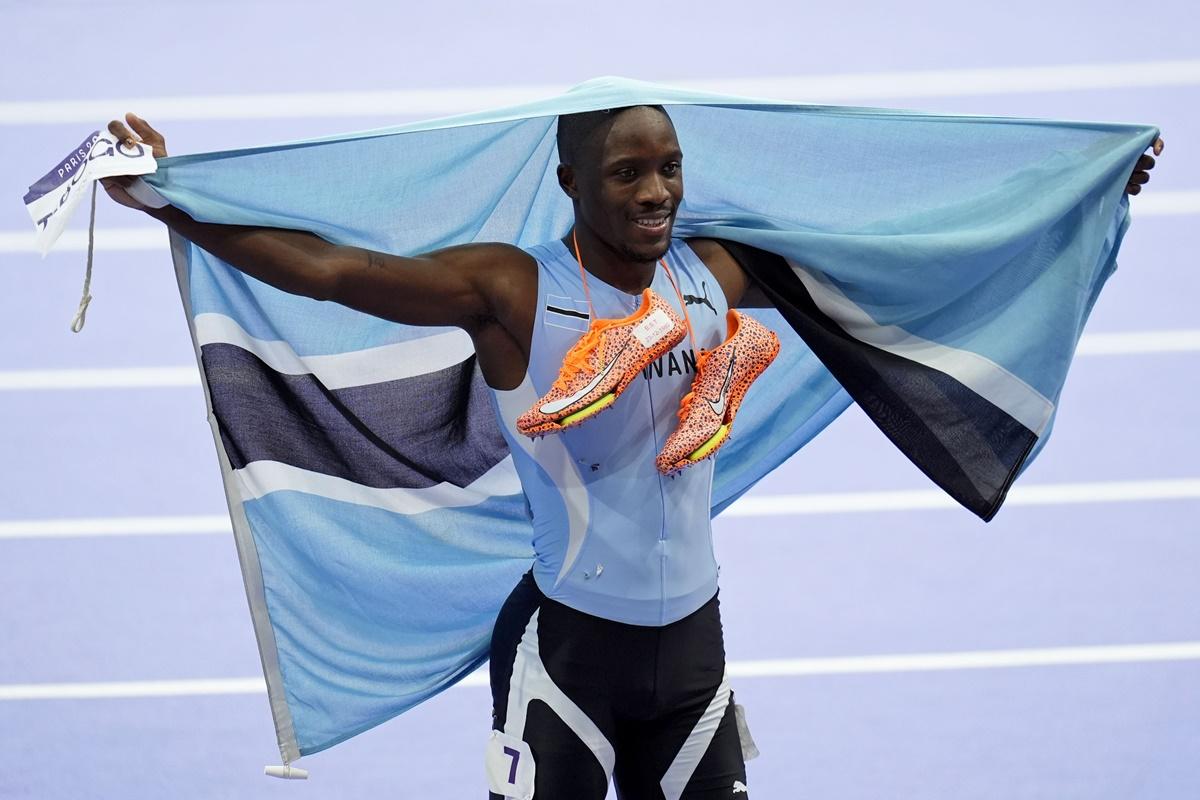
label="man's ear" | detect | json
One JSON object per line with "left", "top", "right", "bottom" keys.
{"left": 556, "top": 163, "right": 579, "bottom": 200}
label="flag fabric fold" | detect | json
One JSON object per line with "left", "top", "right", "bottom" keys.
{"left": 146, "top": 77, "right": 1156, "bottom": 760}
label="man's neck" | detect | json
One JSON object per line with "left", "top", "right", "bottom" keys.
{"left": 564, "top": 226, "right": 659, "bottom": 295}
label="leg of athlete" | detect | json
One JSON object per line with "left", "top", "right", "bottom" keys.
{"left": 488, "top": 573, "right": 616, "bottom": 799}
{"left": 611, "top": 594, "right": 750, "bottom": 799}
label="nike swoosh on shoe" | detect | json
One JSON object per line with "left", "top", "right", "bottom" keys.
{"left": 707, "top": 353, "right": 737, "bottom": 418}
{"left": 539, "top": 341, "right": 629, "bottom": 415}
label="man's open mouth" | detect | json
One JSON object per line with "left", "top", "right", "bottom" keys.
{"left": 632, "top": 213, "right": 671, "bottom": 232}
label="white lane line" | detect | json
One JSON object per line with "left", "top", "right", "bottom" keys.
{"left": 6, "top": 641, "right": 1199, "bottom": 700}
{"left": 3, "top": 59, "right": 1199, "bottom": 125}
{"left": 1132, "top": 190, "right": 1200, "bottom": 217}
{"left": 724, "top": 641, "right": 1200, "bottom": 678}
{"left": 0, "top": 367, "right": 200, "bottom": 391}
{"left": 3, "top": 477, "right": 1198, "bottom": 541}
{"left": 0, "top": 678, "right": 266, "bottom": 701}
{"left": 2, "top": 328, "right": 1197, "bottom": 392}
{"left": 1075, "top": 329, "right": 1200, "bottom": 355}
{"left": 0, "top": 515, "right": 230, "bottom": 540}
{"left": 0, "top": 190, "right": 1195, "bottom": 257}
{"left": 725, "top": 478, "right": 1200, "bottom": 517}
{"left": 0, "top": 227, "right": 168, "bottom": 254}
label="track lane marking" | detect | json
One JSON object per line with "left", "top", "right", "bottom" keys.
{"left": 2, "top": 478, "right": 1198, "bottom": 540}
{"left": 5, "top": 641, "right": 1198, "bottom": 700}
{"left": 3, "top": 59, "right": 1199, "bottom": 125}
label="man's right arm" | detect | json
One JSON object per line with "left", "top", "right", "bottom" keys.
{"left": 105, "top": 113, "right": 535, "bottom": 338}
{"left": 142, "top": 204, "right": 530, "bottom": 334}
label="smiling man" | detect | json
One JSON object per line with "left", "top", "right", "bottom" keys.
{"left": 105, "top": 104, "right": 780, "bottom": 799}
{"left": 102, "top": 102, "right": 1160, "bottom": 799}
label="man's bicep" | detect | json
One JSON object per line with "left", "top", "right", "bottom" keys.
{"left": 328, "top": 242, "right": 532, "bottom": 330}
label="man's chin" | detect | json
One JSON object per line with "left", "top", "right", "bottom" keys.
{"left": 620, "top": 230, "right": 673, "bottom": 263}
{"left": 622, "top": 242, "right": 671, "bottom": 263}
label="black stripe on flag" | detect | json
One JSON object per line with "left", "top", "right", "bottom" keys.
{"left": 200, "top": 342, "right": 510, "bottom": 489}
{"left": 723, "top": 241, "right": 1037, "bottom": 521}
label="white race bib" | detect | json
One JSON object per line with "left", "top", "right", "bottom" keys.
{"left": 484, "top": 730, "right": 535, "bottom": 800}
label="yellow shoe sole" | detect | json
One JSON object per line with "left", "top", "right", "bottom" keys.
{"left": 687, "top": 424, "right": 730, "bottom": 462}
{"left": 560, "top": 393, "right": 616, "bottom": 427}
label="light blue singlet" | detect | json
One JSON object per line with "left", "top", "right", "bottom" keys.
{"left": 488, "top": 238, "right": 730, "bottom": 627}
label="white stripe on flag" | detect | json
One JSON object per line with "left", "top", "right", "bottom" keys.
{"left": 5, "top": 641, "right": 1199, "bottom": 699}
{"left": 787, "top": 259, "right": 1056, "bottom": 436}
{"left": 233, "top": 457, "right": 522, "bottom": 513}
{"left": 195, "top": 313, "right": 475, "bottom": 389}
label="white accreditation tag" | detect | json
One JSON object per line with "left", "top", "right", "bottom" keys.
{"left": 485, "top": 730, "right": 535, "bottom": 800}
{"left": 632, "top": 308, "right": 674, "bottom": 347}
{"left": 24, "top": 129, "right": 159, "bottom": 256}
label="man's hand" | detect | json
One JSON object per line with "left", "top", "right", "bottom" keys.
{"left": 100, "top": 113, "right": 168, "bottom": 210}
{"left": 1126, "top": 137, "right": 1164, "bottom": 196}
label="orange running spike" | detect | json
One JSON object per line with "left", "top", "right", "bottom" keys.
{"left": 655, "top": 309, "right": 780, "bottom": 475}
{"left": 516, "top": 288, "right": 687, "bottom": 437}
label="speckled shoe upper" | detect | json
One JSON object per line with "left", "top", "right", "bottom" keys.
{"left": 516, "top": 288, "right": 687, "bottom": 437}
{"left": 656, "top": 309, "right": 780, "bottom": 475}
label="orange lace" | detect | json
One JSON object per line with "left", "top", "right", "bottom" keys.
{"left": 550, "top": 327, "right": 606, "bottom": 392}
{"left": 569, "top": 229, "right": 698, "bottom": 354}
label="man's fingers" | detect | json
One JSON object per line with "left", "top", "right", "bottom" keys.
{"left": 107, "top": 119, "right": 137, "bottom": 145}
{"left": 1126, "top": 183, "right": 1142, "bottom": 196}
{"left": 125, "top": 112, "right": 162, "bottom": 144}
{"left": 1136, "top": 154, "right": 1156, "bottom": 170}
{"left": 124, "top": 112, "right": 168, "bottom": 158}
{"left": 1153, "top": 137, "right": 1165, "bottom": 156}
{"left": 1128, "top": 171, "right": 1150, "bottom": 186}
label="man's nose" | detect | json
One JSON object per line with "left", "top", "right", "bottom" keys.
{"left": 635, "top": 173, "right": 671, "bottom": 205}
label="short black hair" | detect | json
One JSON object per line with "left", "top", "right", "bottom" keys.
{"left": 556, "top": 105, "right": 669, "bottom": 167}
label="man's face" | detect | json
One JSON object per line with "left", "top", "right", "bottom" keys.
{"left": 569, "top": 107, "right": 684, "bottom": 263}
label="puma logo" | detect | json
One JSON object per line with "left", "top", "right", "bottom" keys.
{"left": 683, "top": 280, "right": 717, "bottom": 315}
{"left": 732, "top": 780, "right": 749, "bottom": 794}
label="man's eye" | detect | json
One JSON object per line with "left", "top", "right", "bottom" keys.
{"left": 616, "top": 168, "right": 636, "bottom": 179}
{"left": 663, "top": 162, "right": 681, "bottom": 176}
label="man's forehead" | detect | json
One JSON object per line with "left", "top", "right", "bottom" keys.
{"left": 598, "top": 110, "right": 681, "bottom": 160}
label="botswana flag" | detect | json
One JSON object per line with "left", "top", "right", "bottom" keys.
{"left": 150, "top": 77, "right": 1157, "bottom": 762}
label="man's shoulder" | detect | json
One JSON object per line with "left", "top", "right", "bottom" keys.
{"left": 682, "top": 237, "right": 734, "bottom": 270}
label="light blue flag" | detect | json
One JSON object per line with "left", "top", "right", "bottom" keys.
{"left": 144, "top": 77, "right": 1157, "bottom": 762}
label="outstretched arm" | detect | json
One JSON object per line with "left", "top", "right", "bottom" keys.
{"left": 103, "top": 114, "right": 534, "bottom": 332}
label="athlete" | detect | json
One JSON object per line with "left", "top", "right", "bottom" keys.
{"left": 102, "top": 105, "right": 1160, "bottom": 799}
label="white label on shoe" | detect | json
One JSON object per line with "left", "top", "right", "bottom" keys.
{"left": 632, "top": 308, "right": 674, "bottom": 348}
{"left": 484, "top": 730, "right": 535, "bottom": 799}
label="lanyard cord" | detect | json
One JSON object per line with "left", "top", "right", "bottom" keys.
{"left": 570, "top": 230, "right": 698, "bottom": 355}
{"left": 70, "top": 182, "right": 98, "bottom": 333}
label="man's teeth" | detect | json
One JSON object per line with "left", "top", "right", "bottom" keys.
{"left": 634, "top": 217, "right": 668, "bottom": 228}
